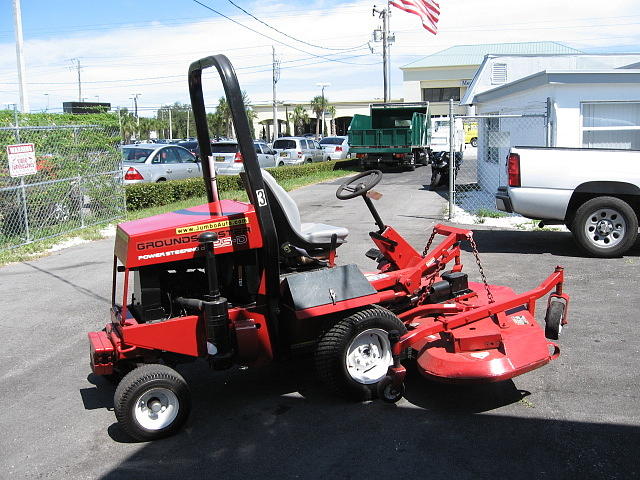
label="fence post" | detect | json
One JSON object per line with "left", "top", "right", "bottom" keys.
{"left": 13, "top": 105, "right": 31, "bottom": 242}
{"left": 448, "top": 99, "right": 454, "bottom": 221}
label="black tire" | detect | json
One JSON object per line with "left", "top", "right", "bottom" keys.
{"left": 377, "top": 376, "right": 405, "bottom": 403}
{"left": 315, "top": 306, "right": 407, "bottom": 401}
{"left": 278, "top": 161, "right": 285, "bottom": 167}
{"left": 114, "top": 364, "right": 191, "bottom": 441}
{"left": 470, "top": 138, "right": 477, "bottom": 147}
{"left": 156, "top": 178, "right": 166, "bottom": 182}
{"left": 430, "top": 169, "right": 442, "bottom": 190}
{"left": 570, "top": 196, "right": 638, "bottom": 257}
{"left": 406, "top": 158, "right": 416, "bottom": 171}
{"left": 545, "top": 301, "right": 565, "bottom": 340}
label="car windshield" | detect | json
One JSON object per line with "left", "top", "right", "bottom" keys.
{"left": 210, "top": 143, "right": 238, "bottom": 153}
{"left": 122, "top": 147, "right": 153, "bottom": 163}
{"left": 320, "top": 138, "right": 344, "bottom": 145}
{"left": 273, "top": 139, "right": 296, "bottom": 149}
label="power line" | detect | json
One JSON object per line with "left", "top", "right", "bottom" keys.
{"left": 191, "top": 0, "right": 373, "bottom": 66}
{"left": 225, "top": 0, "right": 368, "bottom": 52}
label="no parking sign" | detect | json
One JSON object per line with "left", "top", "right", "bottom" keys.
{"left": 7, "top": 143, "right": 37, "bottom": 177}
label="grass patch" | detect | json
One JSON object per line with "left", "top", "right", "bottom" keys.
{"left": 475, "top": 208, "right": 509, "bottom": 219}
{"left": 0, "top": 166, "right": 357, "bottom": 266}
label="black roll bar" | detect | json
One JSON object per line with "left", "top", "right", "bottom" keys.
{"left": 187, "top": 55, "right": 282, "bottom": 347}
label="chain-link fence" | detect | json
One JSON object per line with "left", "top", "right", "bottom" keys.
{"left": 0, "top": 124, "right": 124, "bottom": 250}
{"left": 451, "top": 114, "right": 548, "bottom": 219}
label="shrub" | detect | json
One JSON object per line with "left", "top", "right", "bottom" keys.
{"left": 125, "top": 159, "right": 355, "bottom": 211}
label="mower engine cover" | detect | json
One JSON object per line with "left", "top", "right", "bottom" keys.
{"left": 115, "top": 199, "right": 262, "bottom": 267}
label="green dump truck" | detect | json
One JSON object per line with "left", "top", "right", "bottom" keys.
{"left": 348, "top": 102, "right": 431, "bottom": 171}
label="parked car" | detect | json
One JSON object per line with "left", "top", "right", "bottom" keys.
{"left": 121, "top": 143, "right": 201, "bottom": 184}
{"left": 213, "top": 141, "right": 277, "bottom": 175}
{"left": 319, "top": 136, "right": 350, "bottom": 160}
{"left": 177, "top": 140, "right": 200, "bottom": 156}
{"left": 496, "top": 146, "right": 640, "bottom": 257}
{"left": 272, "top": 137, "right": 324, "bottom": 166}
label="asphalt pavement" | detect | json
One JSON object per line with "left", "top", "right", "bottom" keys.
{"left": 1, "top": 165, "right": 639, "bottom": 479}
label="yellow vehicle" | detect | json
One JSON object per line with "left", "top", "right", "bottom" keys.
{"left": 464, "top": 122, "right": 478, "bottom": 147}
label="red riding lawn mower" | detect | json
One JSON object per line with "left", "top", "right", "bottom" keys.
{"left": 88, "top": 55, "right": 570, "bottom": 441}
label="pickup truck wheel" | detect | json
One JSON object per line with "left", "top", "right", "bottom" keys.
{"left": 470, "top": 138, "right": 477, "bottom": 147}
{"left": 571, "top": 196, "right": 638, "bottom": 257}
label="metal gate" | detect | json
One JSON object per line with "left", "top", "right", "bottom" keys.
{"left": 449, "top": 113, "right": 548, "bottom": 220}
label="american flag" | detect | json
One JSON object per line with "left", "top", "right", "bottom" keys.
{"left": 390, "top": 0, "right": 440, "bottom": 35}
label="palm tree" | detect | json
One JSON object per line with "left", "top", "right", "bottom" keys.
{"left": 310, "top": 95, "right": 329, "bottom": 137}
{"left": 325, "top": 105, "right": 336, "bottom": 136}
{"left": 288, "top": 105, "right": 309, "bottom": 136}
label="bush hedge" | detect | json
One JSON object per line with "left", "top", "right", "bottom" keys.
{"left": 125, "top": 159, "right": 355, "bottom": 211}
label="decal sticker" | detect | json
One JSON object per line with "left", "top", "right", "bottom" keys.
{"left": 137, "top": 245, "right": 204, "bottom": 261}
{"left": 137, "top": 228, "right": 251, "bottom": 252}
{"left": 175, "top": 217, "right": 249, "bottom": 235}
{"left": 256, "top": 189, "right": 267, "bottom": 207}
{"left": 469, "top": 352, "right": 490, "bottom": 359}
{"left": 511, "top": 315, "right": 529, "bottom": 325}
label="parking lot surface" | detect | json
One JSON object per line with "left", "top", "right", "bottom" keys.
{"left": 1, "top": 166, "right": 639, "bottom": 479}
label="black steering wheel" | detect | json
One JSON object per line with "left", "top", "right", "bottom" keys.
{"left": 336, "top": 170, "right": 383, "bottom": 200}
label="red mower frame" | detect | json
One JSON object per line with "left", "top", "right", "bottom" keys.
{"left": 87, "top": 54, "right": 569, "bottom": 442}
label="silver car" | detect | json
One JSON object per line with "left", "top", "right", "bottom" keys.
{"left": 272, "top": 137, "right": 325, "bottom": 166}
{"left": 213, "top": 141, "right": 277, "bottom": 175}
{"left": 319, "top": 136, "right": 350, "bottom": 160}
{"left": 122, "top": 144, "right": 201, "bottom": 184}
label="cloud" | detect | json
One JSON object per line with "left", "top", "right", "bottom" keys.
{"left": 1, "top": 0, "right": 639, "bottom": 113}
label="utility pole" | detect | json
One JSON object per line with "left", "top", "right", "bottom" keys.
{"left": 131, "top": 93, "right": 141, "bottom": 118}
{"left": 168, "top": 108, "right": 173, "bottom": 140}
{"left": 317, "top": 83, "right": 330, "bottom": 137}
{"left": 372, "top": 3, "right": 394, "bottom": 102}
{"left": 12, "top": 0, "right": 29, "bottom": 112}
{"left": 70, "top": 58, "right": 83, "bottom": 102}
{"left": 272, "top": 46, "right": 281, "bottom": 142}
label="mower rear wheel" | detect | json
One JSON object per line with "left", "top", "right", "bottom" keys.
{"left": 114, "top": 364, "right": 191, "bottom": 441}
{"left": 315, "top": 307, "right": 406, "bottom": 401}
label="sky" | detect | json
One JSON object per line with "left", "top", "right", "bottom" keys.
{"left": 1, "top": 0, "right": 640, "bottom": 116}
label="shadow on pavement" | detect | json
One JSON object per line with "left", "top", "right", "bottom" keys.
{"left": 464, "top": 228, "right": 640, "bottom": 258}
{"left": 93, "top": 360, "right": 640, "bottom": 479}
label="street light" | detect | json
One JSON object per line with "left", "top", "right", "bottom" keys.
{"left": 316, "top": 82, "right": 330, "bottom": 137}
{"left": 43, "top": 93, "right": 49, "bottom": 112}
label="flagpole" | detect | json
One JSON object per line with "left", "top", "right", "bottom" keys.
{"left": 386, "top": 1, "right": 391, "bottom": 102}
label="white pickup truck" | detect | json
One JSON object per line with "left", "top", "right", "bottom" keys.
{"left": 496, "top": 146, "right": 640, "bottom": 257}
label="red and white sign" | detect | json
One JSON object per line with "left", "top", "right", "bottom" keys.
{"left": 7, "top": 143, "right": 37, "bottom": 177}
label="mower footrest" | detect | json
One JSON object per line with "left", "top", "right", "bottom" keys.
{"left": 88, "top": 331, "right": 115, "bottom": 375}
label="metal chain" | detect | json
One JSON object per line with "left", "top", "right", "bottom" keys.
{"left": 417, "top": 227, "right": 439, "bottom": 305}
{"left": 422, "top": 227, "right": 437, "bottom": 258}
{"left": 467, "top": 233, "right": 495, "bottom": 304}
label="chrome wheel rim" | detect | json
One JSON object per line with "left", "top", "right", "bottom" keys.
{"left": 584, "top": 207, "right": 626, "bottom": 249}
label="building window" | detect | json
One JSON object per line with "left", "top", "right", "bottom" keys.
{"left": 491, "top": 63, "right": 507, "bottom": 85}
{"left": 582, "top": 102, "right": 640, "bottom": 149}
{"left": 421, "top": 87, "right": 460, "bottom": 102}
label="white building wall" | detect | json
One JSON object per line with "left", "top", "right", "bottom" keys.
{"left": 473, "top": 81, "right": 640, "bottom": 195}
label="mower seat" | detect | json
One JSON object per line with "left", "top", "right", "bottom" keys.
{"left": 260, "top": 169, "right": 349, "bottom": 251}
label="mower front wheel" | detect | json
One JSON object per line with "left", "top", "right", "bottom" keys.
{"left": 315, "top": 307, "right": 407, "bottom": 401}
{"left": 114, "top": 364, "right": 191, "bottom": 441}
{"left": 377, "top": 375, "right": 405, "bottom": 403}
